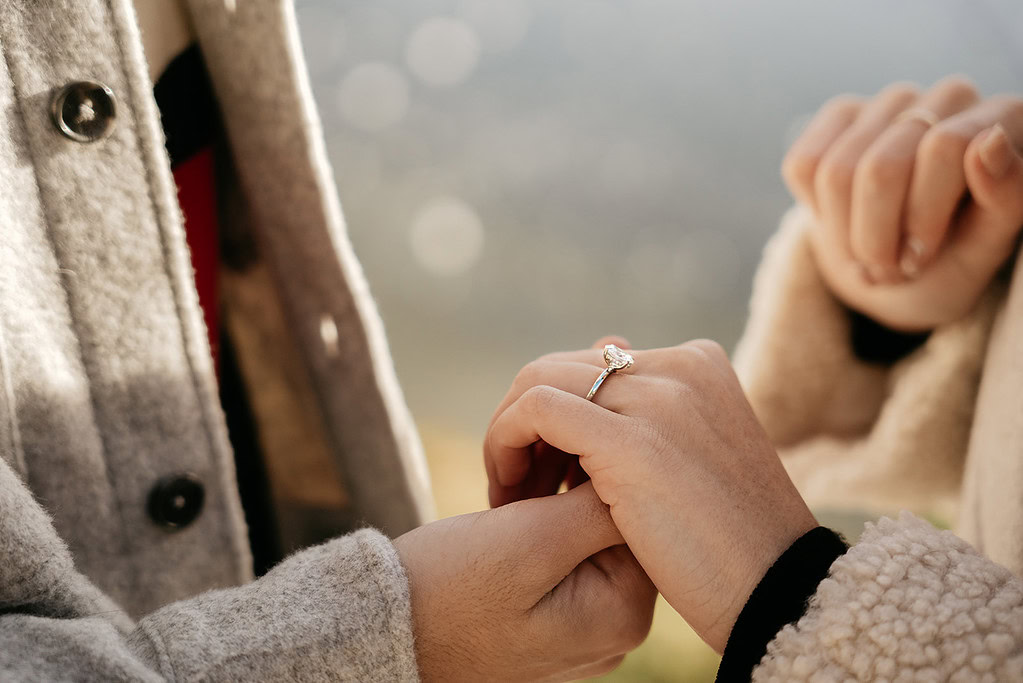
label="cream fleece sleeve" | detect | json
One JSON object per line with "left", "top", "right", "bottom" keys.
{"left": 753, "top": 514, "right": 1023, "bottom": 681}
{"left": 733, "top": 206, "right": 1002, "bottom": 517}
{"left": 0, "top": 457, "right": 418, "bottom": 682}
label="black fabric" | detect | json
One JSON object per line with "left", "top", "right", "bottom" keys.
{"left": 218, "top": 330, "right": 284, "bottom": 576}
{"left": 153, "top": 43, "right": 281, "bottom": 574}
{"left": 716, "top": 527, "right": 849, "bottom": 682}
{"left": 153, "top": 43, "right": 220, "bottom": 168}
{"left": 849, "top": 309, "right": 930, "bottom": 364}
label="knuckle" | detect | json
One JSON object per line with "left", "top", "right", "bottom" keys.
{"left": 857, "top": 150, "right": 910, "bottom": 192}
{"left": 612, "top": 585, "right": 655, "bottom": 650}
{"left": 932, "top": 75, "right": 979, "bottom": 103}
{"left": 821, "top": 94, "right": 862, "bottom": 116}
{"left": 815, "top": 157, "right": 854, "bottom": 197}
{"left": 514, "top": 359, "right": 543, "bottom": 386}
{"left": 878, "top": 81, "right": 921, "bottom": 105}
{"left": 991, "top": 95, "right": 1023, "bottom": 123}
{"left": 781, "top": 151, "right": 817, "bottom": 194}
{"left": 522, "top": 384, "right": 556, "bottom": 415}
{"left": 686, "top": 338, "right": 728, "bottom": 363}
{"left": 920, "top": 125, "right": 971, "bottom": 167}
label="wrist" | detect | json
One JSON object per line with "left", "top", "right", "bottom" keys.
{"left": 717, "top": 526, "right": 849, "bottom": 680}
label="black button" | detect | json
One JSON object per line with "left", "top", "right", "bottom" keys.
{"left": 51, "top": 81, "right": 116, "bottom": 142}
{"left": 148, "top": 474, "right": 205, "bottom": 530}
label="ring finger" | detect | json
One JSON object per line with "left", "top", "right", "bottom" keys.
{"left": 850, "top": 77, "right": 980, "bottom": 279}
{"left": 815, "top": 82, "right": 921, "bottom": 275}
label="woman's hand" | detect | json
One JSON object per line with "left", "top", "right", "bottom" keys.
{"left": 484, "top": 341, "right": 817, "bottom": 653}
{"left": 782, "top": 78, "right": 1023, "bottom": 331}
{"left": 394, "top": 482, "right": 656, "bottom": 682}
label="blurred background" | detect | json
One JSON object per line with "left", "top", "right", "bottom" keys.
{"left": 295, "top": 1, "right": 1022, "bottom": 679}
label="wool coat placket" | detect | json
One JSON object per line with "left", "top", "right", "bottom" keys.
{"left": 0, "top": 0, "right": 428, "bottom": 679}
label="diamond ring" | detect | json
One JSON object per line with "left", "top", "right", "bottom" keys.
{"left": 585, "top": 344, "right": 635, "bottom": 401}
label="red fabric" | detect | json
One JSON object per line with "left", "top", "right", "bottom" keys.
{"left": 172, "top": 146, "right": 220, "bottom": 371}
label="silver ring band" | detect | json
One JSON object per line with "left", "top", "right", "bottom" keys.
{"left": 585, "top": 344, "right": 635, "bottom": 402}
{"left": 586, "top": 367, "right": 615, "bottom": 401}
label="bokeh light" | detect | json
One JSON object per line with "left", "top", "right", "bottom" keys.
{"left": 409, "top": 196, "right": 486, "bottom": 276}
{"left": 336, "top": 62, "right": 409, "bottom": 131}
{"left": 458, "top": 0, "right": 532, "bottom": 54}
{"left": 406, "top": 18, "right": 481, "bottom": 87}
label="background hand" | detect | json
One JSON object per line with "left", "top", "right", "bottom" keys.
{"left": 484, "top": 341, "right": 816, "bottom": 653}
{"left": 395, "top": 482, "right": 656, "bottom": 682}
{"left": 782, "top": 78, "right": 1023, "bottom": 331}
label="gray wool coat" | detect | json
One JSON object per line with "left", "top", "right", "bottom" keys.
{"left": 0, "top": 0, "right": 430, "bottom": 680}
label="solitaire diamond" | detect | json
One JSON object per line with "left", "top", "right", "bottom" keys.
{"left": 603, "top": 344, "right": 634, "bottom": 371}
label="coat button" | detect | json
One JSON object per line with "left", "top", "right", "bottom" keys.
{"left": 147, "top": 474, "right": 205, "bottom": 530}
{"left": 51, "top": 81, "right": 116, "bottom": 142}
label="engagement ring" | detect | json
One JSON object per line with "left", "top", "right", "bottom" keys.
{"left": 586, "top": 344, "right": 634, "bottom": 401}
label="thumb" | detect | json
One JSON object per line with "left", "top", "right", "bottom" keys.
{"left": 506, "top": 482, "right": 624, "bottom": 584}
{"left": 955, "top": 124, "right": 1023, "bottom": 269}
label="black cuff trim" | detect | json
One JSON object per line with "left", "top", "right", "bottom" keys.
{"left": 849, "top": 309, "right": 929, "bottom": 364}
{"left": 716, "top": 527, "right": 848, "bottom": 682}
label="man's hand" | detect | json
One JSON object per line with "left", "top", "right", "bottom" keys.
{"left": 394, "top": 482, "right": 656, "bottom": 682}
{"left": 484, "top": 341, "right": 817, "bottom": 653}
{"left": 782, "top": 77, "right": 1023, "bottom": 331}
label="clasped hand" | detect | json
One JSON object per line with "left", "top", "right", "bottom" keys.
{"left": 484, "top": 338, "right": 817, "bottom": 655}
{"left": 393, "top": 79, "right": 1023, "bottom": 682}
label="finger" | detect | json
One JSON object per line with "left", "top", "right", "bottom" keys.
{"left": 485, "top": 361, "right": 637, "bottom": 503}
{"left": 488, "top": 385, "right": 630, "bottom": 499}
{"left": 945, "top": 124, "right": 1023, "bottom": 279}
{"left": 903, "top": 94, "right": 1021, "bottom": 273}
{"left": 486, "top": 360, "right": 604, "bottom": 506}
{"left": 966, "top": 124, "right": 1023, "bottom": 220}
{"left": 851, "top": 77, "right": 979, "bottom": 279}
{"left": 562, "top": 654, "right": 626, "bottom": 681}
{"left": 515, "top": 481, "right": 625, "bottom": 581}
{"left": 782, "top": 95, "right": 863, "bottom": 212}
{"left": 540, "top": 545, "right": 656, "bottom": 664}
{"left": 592, "top": 335, "right": 631, "bottom": 351}
{"left": 816, "top": 83, "right": 920, "bottom": 268}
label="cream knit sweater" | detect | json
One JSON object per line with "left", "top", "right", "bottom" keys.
{"left": 739, "top": 208, "right": 1023, "bottom": 680}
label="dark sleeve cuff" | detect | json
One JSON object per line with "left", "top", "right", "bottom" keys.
{"left": 849, "top": 309, "right": 929, "bottom": 364}
{"left": 715, "top": 526, "right": 849, "bottom": 682}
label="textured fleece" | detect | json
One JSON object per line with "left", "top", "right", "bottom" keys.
{"left": 0, "top": 456, "right": 419, "bottom": 682}
{"left": 754, "top": 514, "right": 1023, "bottom": 681}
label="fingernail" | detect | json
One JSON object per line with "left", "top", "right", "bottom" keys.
{"left": 980, "top": 124, "right": 1013, "bottom": 180}
{"left": 899, "top": 237, "right": 926, "bottom": 278}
